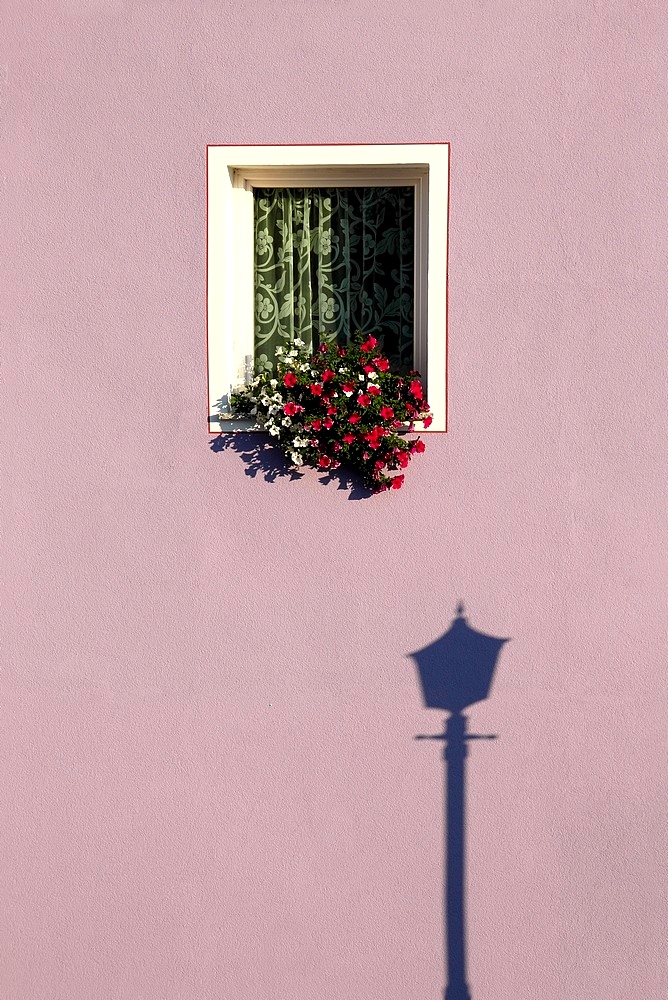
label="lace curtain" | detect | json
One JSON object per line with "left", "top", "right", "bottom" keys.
{"left": 253, "top": 186, "right": 414, "bottom": 372}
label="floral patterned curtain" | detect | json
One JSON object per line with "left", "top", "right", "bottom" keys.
{"left": 254, "top": 187, "right": 414, "bottom": 373}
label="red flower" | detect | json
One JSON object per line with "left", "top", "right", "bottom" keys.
{"left": 423, "top": 415, "right": 433, "bottom": 428}
{"left": 367, "top": 384, "right": 381, "bottom": 396}
{"left": 310, "top": 383, "right": 323, "bottom": 395}
{"left": 283, "top": 372, "right": 298, "bottom": 387}
{"left": 343, "top": 433, "right": 355, "bottom": 444}
{"left": 318, "top": 455, "right": 331, "bottom": 468}
{"left": 318, "top": 344, "right": 328, "bottom": 353}
{"left": 337, "top": 347, "right": 346, "bottom": 357}
{"left": 409, "top": 380, "right": 423, "bottom": 398}
{"left": 398, "top": 451, "right": 410, "bottom": 468}
{"left": 412, "top": 439, "right": 426, "bottom": 454}
{"left": 373, "top": 357, "right": 389, "bottom": 372}
{"left": 323, "top": 417, "right": 334, "bottom": 429}
{"left": 348, "top": 413, "right": 361, "bottom": 424}
{"left": 363, "top": 364, "right": 375, "bottom": 374}
{"left": 360, "top": 336, "right": 378, "bottom": 352}
{"left": 310, "top": 438, "right": 319, "bottom": 446}
{"left": 326, "top": 405, "right": 337, "bottom": 415}
{"left": 375, "top": 460, "right": 385, "bottom": 470}
{"left": 342, "top": 382, "right": 355, "bottom": 396}
{"left": 405, "top": 402, "right": 416, "bottom": 415}
{"left": 333, "top": 442, "right": 342, "bottom": 451}
{"left": 311, "top": 419, "right": 322, "bottom": 431}
{"left": 283, "top": 402, "right": 298, "bottom": 416}
{"left": 380, "top": 406, "right": 394, "bottom": 420}
{"left": 322, "top": 369, "right": 336, "bottom": 382}
{"left": 391, "top": 475, "right": 405, "bottom": 489}
{"left": 358, "top": 394, "right": 371, "bottom": 407}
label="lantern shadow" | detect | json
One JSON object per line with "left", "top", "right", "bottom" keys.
{"left": 410, "top": 607, "right": 509, "bottom": 1000}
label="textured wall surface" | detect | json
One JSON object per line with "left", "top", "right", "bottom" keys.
{"left": 1, "top": 3, "right": 667, "bottom": 999}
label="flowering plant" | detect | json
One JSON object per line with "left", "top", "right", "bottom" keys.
{"left": 230, "top": 334, "right": 432, "bottom": 492}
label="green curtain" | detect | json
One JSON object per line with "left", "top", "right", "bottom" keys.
{"left": 253, "top": 187, "right": 414, "bottom": 372}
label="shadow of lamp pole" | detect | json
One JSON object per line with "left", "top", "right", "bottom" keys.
{"left": 410, "top": 604, "right": 509, "bottom": 1000}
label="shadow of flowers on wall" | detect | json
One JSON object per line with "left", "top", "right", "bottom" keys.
{"left": 209, "top": 433, "right": 375, "bottom": 500}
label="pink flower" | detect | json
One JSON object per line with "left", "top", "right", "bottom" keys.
{"left": 322, "top": 369, "right": 336, "bottom": 382}
{"left": 348, "top": 413, "right": 361, "bottom": 424}
{"left": 363, "top": 451, "right": 371, "bottom": 460}
{"left": 343, "top": 433, "right": 355, "bottom": 444}
{"left": 373, "top": 356, "right": 389, "bottom": 372}
{"left": 318, "top": 455, "right": 331, "bottom": 468}
{"left": 367, "top": 384, "right": 381, "bottom": 397}
{"left": 380, "top": 405, "right": 394, "bottom": 420}
{"left": 310, "top": 383, "right": 323, "bottom": 395}
{"left": 409, "top": 380, "right": 423, "bottom": 399}
{"left": 323, "top": 417, "right": 334, "bottom": 429}
{"left": 360, "top": 336, "right": 378, "bottom": 352}
{"left": 391, "top": 475, "right": 405, "bottom": 489}
{"left": 283, "top": 372, "right": 298, "bottom": 387}
{"left": 358, "top": 394, "right": 371, "bottom": 407}
{"left": 422, "top": 415, "right": 433, "bottom": 428}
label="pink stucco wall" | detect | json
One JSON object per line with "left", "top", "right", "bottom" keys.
{"left": 2, "top": 3, "right": 667, "bottom": 998}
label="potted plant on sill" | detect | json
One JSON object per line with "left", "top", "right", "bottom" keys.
{"left": 230, "top": 333, "right": 433, "bottom": 493}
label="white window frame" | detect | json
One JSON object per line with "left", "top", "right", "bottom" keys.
{"left": 206, "top": 143, "right": 449, "bottom": 432}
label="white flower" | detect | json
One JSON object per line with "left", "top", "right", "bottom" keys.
{"left": 311, "top": 370, "right": 319, "bottom": 377}
{"left": 368, "top": 372, "right": 378, "bottom": 380}
{"left": 293, "top": 436, "right": 308, "bottom": 448}
{"left": 275, "top": 346, "right": 285, "bottom": 356}
{"left": 293, "top": 338, "right": 306, "bottom": 348}
{"left": 343, "top": 388, "right": 354, "bottom": 397}
{"left": 282, "top": 417, "right": 292, "bottom": 427}
{"left": 272, "top": 393, "right": 283, "bottom": 403}
{"left": 338, "top": 366, "right": 347, "bottom": 374}
{"left": 300, "top": 363, "right": 310, "bottom": 371}
{"left": 268, "top": 425, "right": 281, "bottom": 437}
{"left": 290, "top": 451, "right": 303, "bottom": 466}
{"left": 269, "top": 379, "right": 278, "bottom": 389}
{"left": 358, "top": 373, "right": 365, "bottom": 381}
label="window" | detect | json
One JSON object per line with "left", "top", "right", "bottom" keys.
{"left": 207, "top": 143, "right": 449, "bottom": 431}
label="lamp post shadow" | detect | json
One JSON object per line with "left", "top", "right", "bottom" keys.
{"left": 411, "top": 606, "right": 509, "bottom": 1000}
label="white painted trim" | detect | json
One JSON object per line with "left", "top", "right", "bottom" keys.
{"left": 207, "top": 144, "right": 449, "bottom": 432}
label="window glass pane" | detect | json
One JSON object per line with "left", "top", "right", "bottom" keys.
{"left": 253, "top": 187, "right": 414, "bottom": 372}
